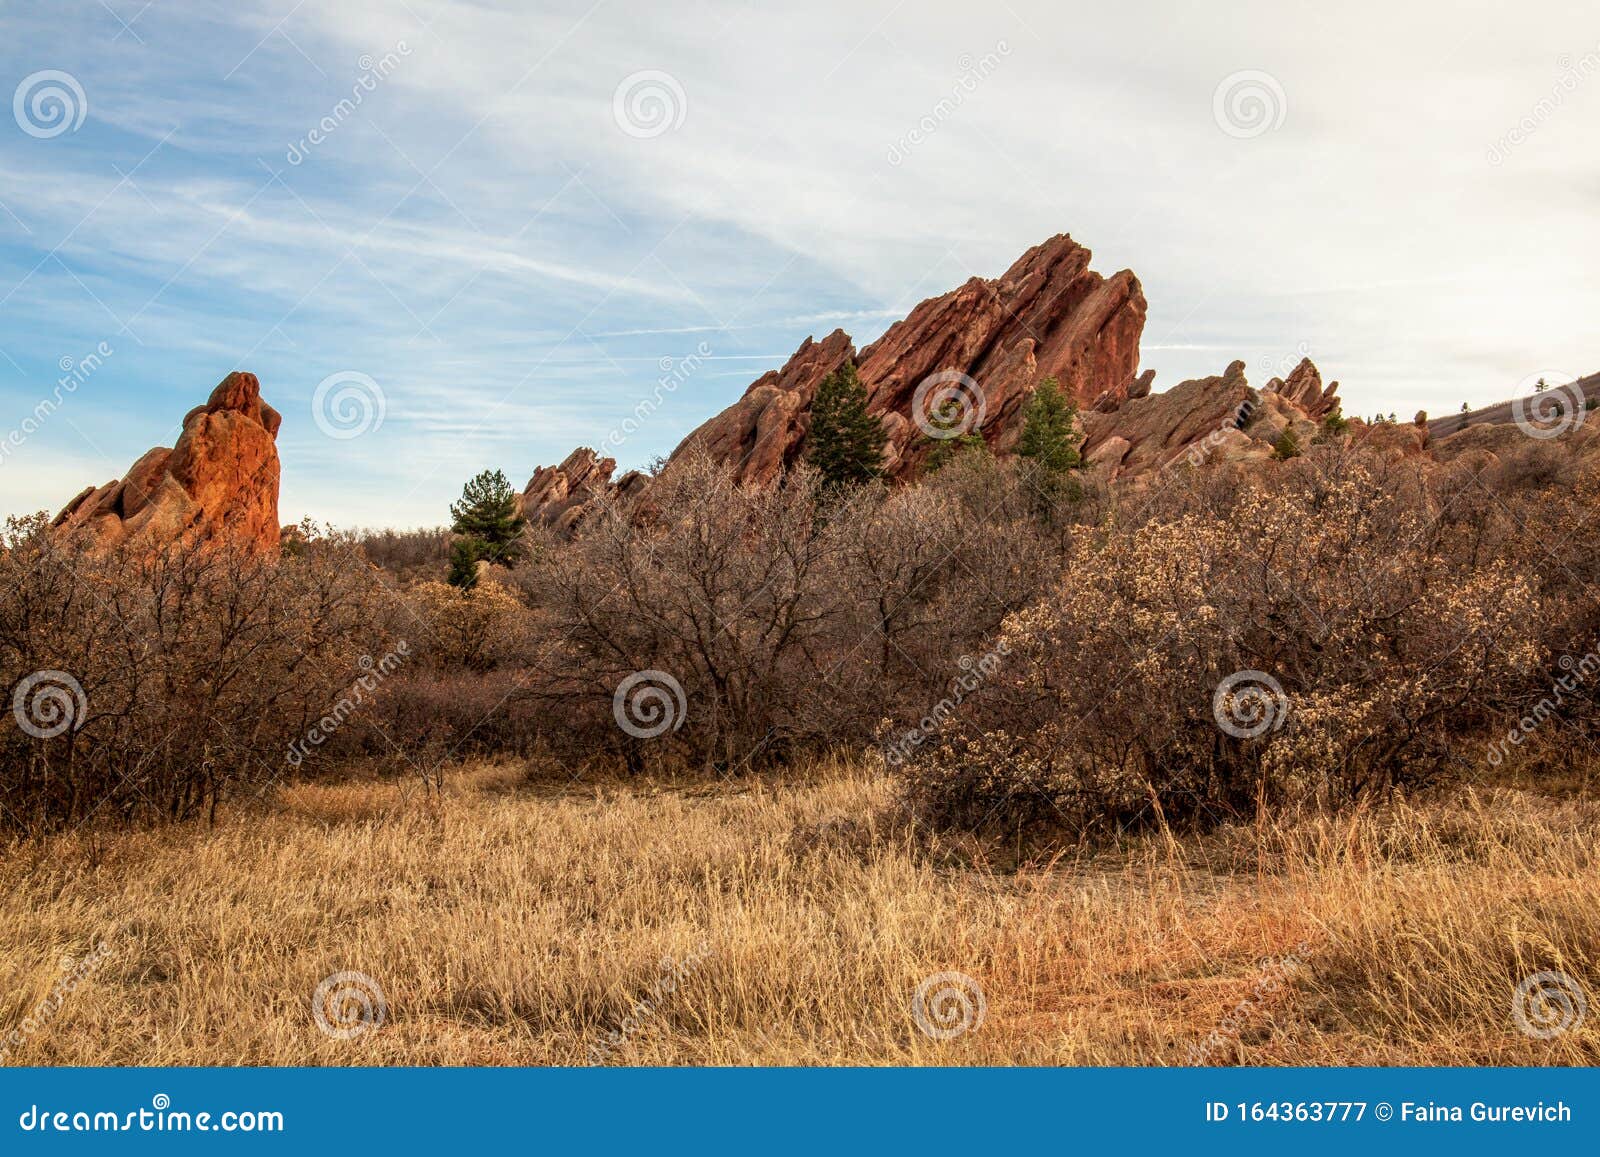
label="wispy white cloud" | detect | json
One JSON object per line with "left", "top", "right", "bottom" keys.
{"left": 2, "top": 0, "right": 1598, "bottom": 527}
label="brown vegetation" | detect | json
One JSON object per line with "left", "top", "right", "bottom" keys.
{"left": 0, "top": 760, "right": 1594, "bottom": 1065}
{"left": 6, "top": 421, "right": 1600, "bottom": 1066}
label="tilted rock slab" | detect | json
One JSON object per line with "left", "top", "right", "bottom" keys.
{"left": 524, "top": 233, "right": 1148, "bottom": 526}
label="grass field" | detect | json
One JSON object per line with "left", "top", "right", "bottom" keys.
{"left": 1, "top": 759, "right": 1596, "bottom": 1066}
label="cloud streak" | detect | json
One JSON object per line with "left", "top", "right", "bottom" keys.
{"left": 1, "top": 0, "right": 1597, "bottom": 527}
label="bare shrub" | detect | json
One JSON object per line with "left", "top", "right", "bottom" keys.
{"left": 403, "top": 578, "right": 530, "bottom": 671}
{"left": 515, "top": 453, "right": 847, "bottom": 772}
{"left": 0, "top": 518, "right": 386, "bottom": 832}
{"left": 823, "top": 452, "right": 1067, "bottom": 731}
{"left": 901, "top": 451, "right": 1546, "bottom": 841}
{"left": 356, "top": 526, "right": 453, "bottom": 583}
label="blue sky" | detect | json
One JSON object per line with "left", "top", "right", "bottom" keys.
{"left": 2, "top": 0, "right": 1598, "bottom": 528}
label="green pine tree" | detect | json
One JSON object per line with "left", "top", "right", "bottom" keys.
{"left": 1015, "top": 377, "right": 1082, "bottom": 475}
{"left": 1271, "top": 428, "right": 1303, "bottom": 460}
{"left": 447, "top": 536, "right": 486, "bottom": 591}
{"left": 450, "top": 469, "right": 527, "bottom": 567}
{"left": 807, "top": 362, "right": 884, "bottom": 487}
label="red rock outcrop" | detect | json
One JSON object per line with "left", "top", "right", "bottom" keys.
{"left": 520, "top": 235, "right": 1468, "bottom": 530}
{"left": 525, "top": 234, "right": 1149, "bottom": 525}
{"left": 670, "top": 328, "right": 856, "bottom": 487}
{"left": 54, "top": 371, "right": 282, "bottom": 553}
{"left": 1080, "top": 360, "right": 1259, "bottom": 479}
{"left": 1265, "top": 358, "right": 1340, "bottom": 421}
{"left": 519, "top": 447, "right": 648, "bottom": 535}
{"left": 1078, "top": 358, "right": 1346, "bottom": 481}
{"left": 667, "top": 233, "right": 1146, "bottom": 485}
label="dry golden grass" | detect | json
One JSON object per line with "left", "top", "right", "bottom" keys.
{"left": 1, "top": 758, "right": 1596, "bottom": 1066}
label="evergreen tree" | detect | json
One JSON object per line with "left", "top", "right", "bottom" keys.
{"left": 807, "top": 362, "right": 884, "bottom": 487}
{"left": 450, "top": 469, "right": 527, "bottom": 566}
{"left": 1271, "top": 428, "right": 1302, "bottom": 460}
{"left": 1015, "top": 377, "right": 1082, "bottom": 475}
{"left": 447, "top": 536, "right": 485, "bottom": 591}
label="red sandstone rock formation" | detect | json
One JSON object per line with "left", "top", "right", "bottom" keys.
{"left": 54, "top": 372, "right": 282, "bottom": 553}
{"left": 671, "top": 328, "right": 856, "bottom": 487}
{"left": 1080, "top": 360, "right": 1259, "bottom": 479}
{"left": 1265, "top": 358, "right": 1341, "bottom": 421}
{"left": 524, "top": 234, "right": 1149, "bottom": 526}
{"left": 519, "top": 447, "right": 648, "bottom": 535}
{"left": 523, "top": 233, "right": 1600, "bottom": 533}
{"left": 1078, "top": 358, "right": 1347, "bottom": 482}
{"left": 660, "top": 233, "right": 1146, "bottom": 487}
